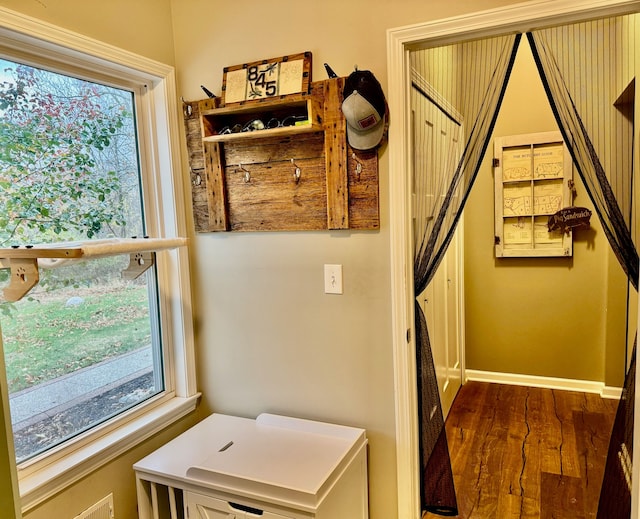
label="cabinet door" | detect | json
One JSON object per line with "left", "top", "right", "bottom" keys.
{"left": 185, "top": 493, "right": 240, "bottom": 519}
{"left": 185, "top": 492, "right": 295, "bottom": 519}
{"left": 248, "top": 511, "right": 293, "bottom": 519}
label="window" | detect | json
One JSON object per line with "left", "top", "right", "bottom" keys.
{"left": 0, "top": 8, "right": 197, "bottom": 512}
{"left": 0, "top": 58, "right": 166, "bottom": 464}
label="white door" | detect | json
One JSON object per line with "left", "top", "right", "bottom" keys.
{"left": 411, "top": 76, "right": 464, "bottom": 419}
{"left": 418, "top": 228, "right": 463, "bottom": 418}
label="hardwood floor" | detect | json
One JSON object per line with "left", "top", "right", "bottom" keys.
{"left": 426, "top": 381, "right": 618, "bottom": 519}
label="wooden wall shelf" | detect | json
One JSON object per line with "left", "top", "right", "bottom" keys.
{"left": 200, "top": 97, "right": 321, "bottom": 144}
{"left": 183, "top": 77, "right": 380, "bottom": 233}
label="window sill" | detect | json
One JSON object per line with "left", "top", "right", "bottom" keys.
{"left": 18, "top": 393, "right": 201, "bottom": 513}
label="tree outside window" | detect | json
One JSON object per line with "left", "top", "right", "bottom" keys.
{"left": 0, "top": 59, "right": 163, "bottom": 463}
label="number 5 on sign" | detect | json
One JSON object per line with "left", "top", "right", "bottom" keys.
{"left": 221, "top": 52, "right": 312, "bottom": 105}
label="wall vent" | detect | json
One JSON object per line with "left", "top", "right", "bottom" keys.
{"left": 73, "top": 493, "right": 114, "bottom": 519}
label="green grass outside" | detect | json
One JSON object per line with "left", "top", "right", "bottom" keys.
{"left": 1, "top": 284, "right": 152, "bottom": 394}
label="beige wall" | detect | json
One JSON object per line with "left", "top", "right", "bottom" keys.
{"left": 0, "top": 0, "right": 176, "bottom": 65}
{"left": 464, "top": 38, "right": 629, "bottom": 385}
{"left": 169, "top": 2, "right": 522, "bottom": 519}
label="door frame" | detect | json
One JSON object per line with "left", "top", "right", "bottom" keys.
{"left": 387, "top": 1, "right": 640, "bottom": 517}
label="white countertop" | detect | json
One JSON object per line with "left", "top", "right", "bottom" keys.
{"left": 134, "top": 413, "right": 367, "bottom": 511}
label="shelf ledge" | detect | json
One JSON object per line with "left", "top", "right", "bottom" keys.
{"left": 201, "top": 122, "right": 321, "bottom": 144}
{"left": 0, "top": 237, "right": 187, "bottom": 302}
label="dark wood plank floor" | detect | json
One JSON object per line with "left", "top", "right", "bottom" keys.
{"left": 426, "top": 381, "right": 618, "bottom": 519}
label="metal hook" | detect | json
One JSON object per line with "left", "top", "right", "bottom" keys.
{"left": 291, "top": 158, "right": 301, "bottom": 183}
{"left": 181, "top": 97, "right": 192, "bottom": 117}
{"left": 189, "top": 166, "right": 202, "bottom": 186}
{"left": 352, "top": 152, "right": 363, "bottom": 180}
{"left": 238, "top": 164, "right": 251, "bottom": 183}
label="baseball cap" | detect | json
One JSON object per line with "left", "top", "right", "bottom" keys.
{"left": 341, "top": 69, "right": 387, "bottom": 150}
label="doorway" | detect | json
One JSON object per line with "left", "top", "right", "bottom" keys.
{"left": 387, "top": 1, "right": 640, "bottom": 517}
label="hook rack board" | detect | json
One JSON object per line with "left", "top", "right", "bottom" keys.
{"left": 183, "top": 77, "right": 380, "bottom": 232}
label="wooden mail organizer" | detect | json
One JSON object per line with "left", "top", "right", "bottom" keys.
{"left": 183, "top": 77, "right": 380, "bottom": 233}
{"left": 133, "top": 413, "right": 369, "bottom": 519}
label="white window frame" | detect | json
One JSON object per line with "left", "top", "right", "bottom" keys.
{"left": 0, "top": 6, "right": 198, "bottom": 513}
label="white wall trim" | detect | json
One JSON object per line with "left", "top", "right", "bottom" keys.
{"left": 465, "top": 369, "right": 622, "bottom": 399}
{"left": 387, "top": 19, "right": 421, "bottom": 519}
{"left": 0, "top": 6, "right": 172, "bottom": 81}
{"left": 19, "top": 395, "right": 199, "bottom": 513}
{"left": 633, "top": 22, "right": 640, "bottom": 519}
{"left": 387, "top": 1, "right": 640, "bottom": 518}
{"left": 602, "top": 385, "right": 625, "bottom": 400}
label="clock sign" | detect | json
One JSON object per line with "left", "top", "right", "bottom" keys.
{"left": 222, "top": 52, "right": 312, "bottom": 105}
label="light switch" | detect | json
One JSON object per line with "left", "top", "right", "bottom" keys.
{"left": 324, "top": 264, "right": 343, "bottom": 294}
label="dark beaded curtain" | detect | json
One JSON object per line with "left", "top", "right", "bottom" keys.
{"left": 527, "top": 17, "right": 637, "bottom": 518}
{"left": 410, "top": 33, "right": 522, "bottom": 515}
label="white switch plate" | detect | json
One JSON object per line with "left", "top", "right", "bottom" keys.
{"left": 324, "top": 264, "right": 343, "bottom": 294}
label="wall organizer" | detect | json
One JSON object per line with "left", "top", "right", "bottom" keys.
{"left": 183, "top": 68, "right": 380, "bottom": 233}
{"left": 493, "top": 131, "right": 573, "bottom": 257}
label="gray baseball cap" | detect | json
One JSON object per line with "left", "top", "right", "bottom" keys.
{"left": 341, "top": 70, "right": 386, "bottom": 150}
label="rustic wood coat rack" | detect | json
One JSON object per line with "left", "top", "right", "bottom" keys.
{"left": 183, "top": 77, "right": 381, "bottom": 233}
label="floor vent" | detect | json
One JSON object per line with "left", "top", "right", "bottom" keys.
{"left": 73, "top": 493, "right": 114, "bottom": 519}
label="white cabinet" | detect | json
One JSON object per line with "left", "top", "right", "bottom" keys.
{"left": 134, "top": 413, "right": 368, "bottom": 519}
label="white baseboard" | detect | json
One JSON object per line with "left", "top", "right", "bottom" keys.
{"left": 601, "top": 385, "right": 624, "bottom": 400}
{"left": 465, "top": 369, "right": 622, "bottom": 400}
